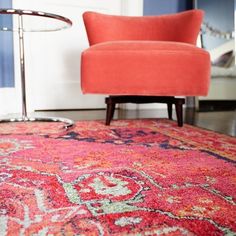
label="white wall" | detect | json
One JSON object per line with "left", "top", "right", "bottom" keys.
{"left": 2, "top": 0, "right": 144, "bottom": 116}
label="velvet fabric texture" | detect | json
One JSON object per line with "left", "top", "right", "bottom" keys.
{"left": 81, "top": 10, "right": 210, "bottom": 96}
{"left": 83, "top": 10, "right": 204, "bottom": 45}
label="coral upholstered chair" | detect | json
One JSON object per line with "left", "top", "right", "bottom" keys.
{"left": 81, "top": 10, "right": 210, "bottom": 126}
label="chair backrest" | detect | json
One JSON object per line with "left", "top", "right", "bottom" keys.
{"left": 83, "top": 10, "right": 204, "bottom": 46}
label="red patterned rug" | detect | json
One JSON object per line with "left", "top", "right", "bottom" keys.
{"left": 0, "top": 119, "right": 235, "bottom": 235}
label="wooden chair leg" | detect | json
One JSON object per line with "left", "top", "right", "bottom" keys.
{"left": 104, "top": 96, "right": 185, "bottom": 127}
{"left": 175, "top": 99, "right": 184, "bottom": 127}
{"left": 167, "top": 102, "right": 173, "bottom": 120}
{"left": 105, "top": 97, "right": 116, "bottom": 125}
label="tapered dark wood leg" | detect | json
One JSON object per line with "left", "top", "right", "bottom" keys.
{"left": 175, "top": 99, "right": 184, "bottom": 127}
{"left": 105, "top": 97, "right": 116, "bottom": 125}
{"left": 167, "top": 103, "right": 173, "bottom": 120}
{"left": 105, "top": 95, "right": 185, "bottom": 127}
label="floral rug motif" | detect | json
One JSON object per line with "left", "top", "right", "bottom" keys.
{"left": 0, "top": 119, "right": 235, "bottom": 235}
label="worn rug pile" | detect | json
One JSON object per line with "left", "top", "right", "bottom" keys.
{"left": 0, "top": 119, "right": 235, "bottom": 235}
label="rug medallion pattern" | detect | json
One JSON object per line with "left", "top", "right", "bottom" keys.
{"left": 0, "top": 119, "right": 235, "bottom": 235}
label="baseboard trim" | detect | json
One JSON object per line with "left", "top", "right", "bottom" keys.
{"left": 199, "top": 100, "right": 236, "bottom": 111}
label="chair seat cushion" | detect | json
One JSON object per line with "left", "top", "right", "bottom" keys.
{"left": 81, "top": 41, "right": 210, "bottom": 96}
